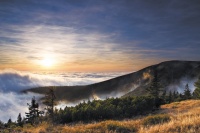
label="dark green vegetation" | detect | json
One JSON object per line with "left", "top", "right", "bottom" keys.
{"left": 56, "top": 96, "right": 156, "bottom": 123}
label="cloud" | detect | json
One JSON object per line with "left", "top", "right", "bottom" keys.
{"left": 0, "top": 92, "right": 43, "bottom": 123}
{"left": 167, "top": 77, "right": 197, "bottom": 93}
{"left": 0, "top": 24, "right": 154, "bottom": 71}
{"left": 0, "top": 1, "right": 200, "bottom": 72}
{"left": 0, "top": 69, "right": 66, "bottom": 92}
{"left": 0, "top": 69, "right": 126, "bottom": 122}
{"left": 0, "top": 69, "right": 126, "bottom": 92}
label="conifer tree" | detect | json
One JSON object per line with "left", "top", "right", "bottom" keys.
{"left": 172, "top": 91, "right": 179, "bottom": 101}
{"left": 146, "top": 69, "right": 162, "bottom": 98}
{"left": 43, "top": 87, "right": 57, "bottom": 122}
{"left": 168, "top": 91, "right": 172, "bottom": 103}
{"left": 17, "top": 113, "right": 23, "bottom": 127}
{"left": 161, "top": 90, "right": 167, "bottom": 104}
{"left": 146, "top": 69, "right": 163, "bottom": 108}
{"left": 25, "top": 97, "right": 43, "bottom": 125}
{"left": 6, "top": 118, "right": 13, "bottom": 128}
{"left": 162, "top": 90, "right": 166, "bottom": 98}
{"left": 193, "top": 77, "right": 200, "bottom": 99}
{"left": 7, "top": 118, "right": 12, "bottom": 125}
{"left": 183, "top": 84, "right": 191, "bottom": 99}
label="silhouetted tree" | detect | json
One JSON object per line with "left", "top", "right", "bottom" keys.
{"left": 25, "top": 97, "right": 43, "bottom": 125}
{"left": 17, "top": 113, "right": 23, "bottom": 127}
{"left": 146, "top": 69, "right": 162, "bottom": 98}
{"left": 146, "top": 69, "right": 163, "bottom": 108}
{"left": 184, "top": 84, "right": 191, "bottom": 99}
{"left": 160, "top": 90, "right": 167, "bottom": 104}
{"left": 7, "top": 118, "right": 12, "bottom": 125}
{"left": 162, "top": 90, "right": 166, "bottom": 98}
{"left": 43, "top": 87, "right": 57, "bottom": 122}
{"left": 167, "top": 91, "right": 172, "bottom": 103}
{"left": 5, "top": 118, "right": 13, "bottom": 128}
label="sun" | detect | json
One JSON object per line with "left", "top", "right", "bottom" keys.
{"left": 41, "top": 57, "right": 54, "bottom": 68}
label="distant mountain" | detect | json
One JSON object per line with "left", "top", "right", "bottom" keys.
{"left": 22, "top": 61, "right": 200, "bottom": 103}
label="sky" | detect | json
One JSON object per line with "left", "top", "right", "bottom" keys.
{"left": 0, "top": 0, "right": 200, "bottom": 72}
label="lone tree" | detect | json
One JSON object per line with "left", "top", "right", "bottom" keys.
{"left": 17, "top": 113, "right": 23, "bottom": 127}
{"left": 43, "top": 87, "right": 57, "bottom": 122}
{"left": 5, "top": 118, "right": 13, "bottom": 128}
{"left": 146, "top": 69, "right": 162, "bottom": 98}
{"left": 146, "top": 69, "right": 163, "bottom": 108}
{"left": 25, "top": 97, "right": 43, "bottom": 125}
{"left": 183, "top": 84, "right": 192, "bottom": 99}
{"left": 193, "top": 77, "right": 200, "bottom": 99}
{"left": 7, "top": 118, "right": 12, "bottom": 127}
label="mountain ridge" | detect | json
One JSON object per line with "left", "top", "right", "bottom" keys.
{"left": 22, "top": 60, "right": 200, "bottom": 103}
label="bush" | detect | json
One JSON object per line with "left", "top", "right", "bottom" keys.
{"left": 142, "top": 114, "right": 171, "bottom": 126}
{"left": 107, "top": 123, "right": 136, "bottom": 133}
{"left": 23, "top": 123, "right": 33, "bottom": 129}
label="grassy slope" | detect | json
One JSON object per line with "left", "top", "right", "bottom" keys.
{"left": 5, "top": 99, "right": 200, "bottom": 133}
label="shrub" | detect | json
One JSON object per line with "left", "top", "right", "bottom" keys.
{"left": 142, "top": 114, "right": 171, "bottom": 126}
{"left": 23, "top": 123, "right": 33, "bottom": 129}
{"left": 107, "top": 123, "right": 136, "bottom": 133}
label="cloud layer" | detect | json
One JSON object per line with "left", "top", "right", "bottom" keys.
{"left": 0, "top": 69, "right": 125, "bottom": 122}
{"left": 0, "top": 69, "right": 125, "bottom": 92}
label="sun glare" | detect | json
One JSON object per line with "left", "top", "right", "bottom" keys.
{"left": 41, "top": 58, "right": 54, "bottom": 68}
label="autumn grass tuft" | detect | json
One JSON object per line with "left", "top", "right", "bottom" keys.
{"left": 142, "top": 114, "right": 171, "bottom": 126}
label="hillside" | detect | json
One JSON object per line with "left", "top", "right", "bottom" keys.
{"left": 22, "top": 61, "right": 200, "bottom": 102}
{"left": 3, "top": 99, "right": 200, "bottom": 133}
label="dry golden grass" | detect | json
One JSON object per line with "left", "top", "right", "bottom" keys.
{"left": 139, "top": 100, "right": 200, "bottom": 133}
{"left": 8, "top": 100, "right": 200, "bottom": 133}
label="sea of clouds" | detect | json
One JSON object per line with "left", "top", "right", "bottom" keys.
{"left": 0, "top": 69, "right": 127, "bottom": 122}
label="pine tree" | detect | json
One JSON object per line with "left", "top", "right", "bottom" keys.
{"left": 146, "top": 69, "right": 162, "bottom": 98}
{"left": 161, "top": 90, "right": 167, "bottom": 104}
{"left": 172, "top": 91, "right": 179, "bottom": 101}
{"left": 184, "top": 84, "right": 191, "bottom": 99}
{"left": 7, "top": 118, "right": 12, "bottom": 125}
{"left": 6, "top": 118, "right": 12, "bottom": 128}
{"left": 43, "top": 87, "right": 57, "bottom": 122}
{"left": 162, "top": 90, "right": 166, "bottom": 98}
{"left": 193, "top": 77, "right": 200, "bottom": 99}
{"left": 168, "top": 91, "right": 172, "bottom": 103}
{"left": 17, "top": 113, "right": 23, "bottom": 127}
{"left": 25, "top": 97, "right": 43, "bottom": 125}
